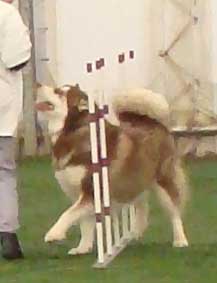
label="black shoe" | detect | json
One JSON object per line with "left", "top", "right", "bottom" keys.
{"left": 0, "top": 232, "right": 24, "bottom": 260}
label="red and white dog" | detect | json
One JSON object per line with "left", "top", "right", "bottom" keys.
{"left": 36, "top": 84, "right": 189, "bottom": 255}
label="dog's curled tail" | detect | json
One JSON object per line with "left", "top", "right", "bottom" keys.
{"left": 112, "top": 88, "right": 170, "bottom": 129}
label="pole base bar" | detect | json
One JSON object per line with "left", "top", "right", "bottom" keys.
{"left": 93, "top": 237, "right": 133, "bottom": 269}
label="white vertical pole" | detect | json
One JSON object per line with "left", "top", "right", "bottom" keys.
{"left": 113, "top": 212, "right": 121, "bottom": 247}
{"left": 129, "top": 205, "right": 136, "bottom": 233}
{"left": 122, "top": 206, "right": 129, "bottom": 239}
{"left": 87, "top": 63, "right": 104, "bottom": 264}
{"left": 98, "top": 97, "right": 113, "bottom": 256}
{"left": 95, "top": 58, "right": 113, "bottom": 256}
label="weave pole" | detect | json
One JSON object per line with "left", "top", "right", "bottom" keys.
{"left": 87, "top": 63, "right": 105, "bottom": 264}
{"left": 86, "top": 56, "right": 137, "bottom": 268}
{"left": 117, "top": 52, "right": 137, "bottom": 241}
{"left": 91, "top": 94, "right": 136, "bottom": 268}
{"left": 96, "top": 58, "right": 113, "bottom": 257}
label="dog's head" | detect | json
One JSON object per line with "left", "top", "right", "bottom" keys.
{"left": 36, "top": 84, "right": 88, "bottom": 121}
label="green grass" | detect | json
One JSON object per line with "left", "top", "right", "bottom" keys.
{"left": 1, "top": 157, "right": 217, "bottom": 283}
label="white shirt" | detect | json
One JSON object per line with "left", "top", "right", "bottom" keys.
{"left": 0, "top": 1, "right": 31, "bottom": 136}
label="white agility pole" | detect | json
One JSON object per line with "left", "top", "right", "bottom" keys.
{"left": 127, "top": 50, "right": 137, "bottom": 236}
{"left": 87, "top": 60, "right": 114, "bottom": 268}
{"left": 87, "top": 57, "right": 137, "bottom": 269}
{"left": 121, "top": 206, "right": 129, "bottom": 239}
{"left": 113, "top": 212, "right": 121, "bottom": 247}
{"left": 117, "top": 52, "right": 136, "bottom": 240}
{"left": 93, "top": 91, "right": 135, "bottom": 268}
{"left": 87, "top": 63, "right": 105, "bottom": 265}
{"left": 129, "top": 205, "right": 136, "bottom": 233}
{"left": 97, "top": 59, "right": 113, "bottom": 257}
{"left": 88, "top": 97, "right": 105, "bottom": 264}
{"left": 92, "top": 58, "right": 113, "bottom": 257}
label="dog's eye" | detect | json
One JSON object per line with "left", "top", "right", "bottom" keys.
{"left": 54, "top": 88, "right": 61, "bottom": 95}
{"left": 54, "top": 87, "right": 67, "bottom": 97}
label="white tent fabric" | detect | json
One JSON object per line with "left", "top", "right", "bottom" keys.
{"left": 143, "top": 0, "right": 217, "bottom": 156}
{"left": 34, "top": 0, "right": 217, "bottom": 156}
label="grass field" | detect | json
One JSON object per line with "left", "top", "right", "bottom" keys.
{"left": 1, "top": 157, "right": 217, "bottom": 283}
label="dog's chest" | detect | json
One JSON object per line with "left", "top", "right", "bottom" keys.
{"left": 54, "top": 165, "right": 86, "bottom": 200}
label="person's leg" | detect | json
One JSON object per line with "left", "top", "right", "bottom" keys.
{"left": 0, "top": 137, "right": 23, "bottom": 260}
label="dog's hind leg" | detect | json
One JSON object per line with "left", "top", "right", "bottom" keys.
{"left": 45, "top": 194, "right": 94, "bottom": 243}
{"left": 68, "top": 215, "right": 95, "bottom": 255}
{"left": 156, "top": 160, "right": 189, "bottom": 248}
{"left": 132, "top": 191, "right": 149, "bottom": 240}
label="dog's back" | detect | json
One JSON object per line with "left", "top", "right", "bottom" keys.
{"left": 107, "top": 111, "right": 182, "bottom": 204}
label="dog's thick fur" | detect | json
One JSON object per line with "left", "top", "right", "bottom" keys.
{"left": 36, "top": 84, "right": 188, "bottom": 255}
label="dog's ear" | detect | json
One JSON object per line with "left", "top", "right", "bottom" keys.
{"left": 75, "top": 84, "right": 80, "bottom": 90}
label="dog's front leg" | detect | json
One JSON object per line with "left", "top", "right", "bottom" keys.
{"left": 45, "top": 196, "right": 93, "bottom": 243}
{"left": 68, "top": 215, "right": 95, "bottom": 255}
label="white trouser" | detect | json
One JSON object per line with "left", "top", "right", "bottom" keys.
{"left": 0, "top": 137, "right": 19, "bottom": 232}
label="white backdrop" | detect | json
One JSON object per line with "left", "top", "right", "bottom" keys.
{"left": 35, "top": 0, "right": 217, "bottom": 108}
{"left": 33, "top": 0, "right": 217, "bottom": 154}
{"left": 55, "top": 0, "right": 146, "bottom": 93}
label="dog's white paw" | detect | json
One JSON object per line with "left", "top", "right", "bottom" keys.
{"left": 44, "top": 227, "right": 66, "bottom": 243}
{"left": 68, "top": 246, "right": 92, "bottom": 255}
{"left": 132, "top": 221, "right": 148, "bottom": 240}
{"left": 173, "top": 238, "right": 189, "bottom": 248}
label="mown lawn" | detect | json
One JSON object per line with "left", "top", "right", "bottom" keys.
{"left": 1, "top": 157, "right": 217, "bottom": 283}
